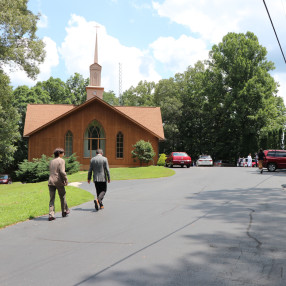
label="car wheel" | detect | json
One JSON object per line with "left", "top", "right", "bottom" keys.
{"left": 267, "top": 163, "right": 276, "bottom": 172}
{"left": 181, "top": 165, "right": 184, "bottom": 168}
{"left": 187, "top": 164, "right": 190, "bottom": 168}
{"left": 170, "top": 164, "right": 173, "bottom": 168}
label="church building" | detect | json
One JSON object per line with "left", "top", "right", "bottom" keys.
{"left": 23, "top": 34, "right": 164, "bottom": 169}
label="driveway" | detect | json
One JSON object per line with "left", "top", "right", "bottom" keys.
{"left": 1, "top": 167, "right": 286, "bottom": 286}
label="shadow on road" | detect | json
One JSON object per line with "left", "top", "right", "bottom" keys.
{"left": 73, "top": 183, "right": 286, "bottom": 286}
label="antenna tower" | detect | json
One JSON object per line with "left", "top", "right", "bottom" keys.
{"left": 119, "top": 63, "right": 123, "bottom": 105}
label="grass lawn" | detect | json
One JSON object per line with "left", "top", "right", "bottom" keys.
{"left": 0, "top": 166, "right": 175, "bottom": 229}
{"left": 0, "top": 182, "right": 93, "bottom": 229}
{"left": 68, "top": 166, "right": 175, "bottom": 182}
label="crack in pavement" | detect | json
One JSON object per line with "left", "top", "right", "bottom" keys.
{"left": 246, "top": 208, "right": 262, "bottom": 249}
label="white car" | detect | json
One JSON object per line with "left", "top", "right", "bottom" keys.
{"left": 196, "top": 155, "right": 213, "bottom": 166}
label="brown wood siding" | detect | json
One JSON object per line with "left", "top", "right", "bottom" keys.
{"left": 28, "top": 100, "right": 159, "bottom": 169}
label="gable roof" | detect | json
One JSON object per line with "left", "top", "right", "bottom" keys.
{"left": 23, "top": 104, "right": 76, "bottom": 136}
{"left": 23, "top": 96, "right": 165, "bottom": 140}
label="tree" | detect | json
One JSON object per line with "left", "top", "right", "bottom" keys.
{"left": 66, "top": 73, "right": 88, "bottom": 105}
{"left": 131, "top": 140, "right": 156, "bottom": 166}
{"left": 0, "top": 72, "right": 20, "bottom": 172}
{"left": 0, "top": 0, "right": 45, "bottom": 79}
{"left": 206, "top": 31, "right": 285, "bottom": 159}
{"left": 12, "top": 85, "right": 50, "bottom": 166}
{"left": 154, "top": 77, "right": 183, "bottom": 154}
{"left": 121, "top": 80, "right": 155, "bottom": 106}
{"left": 35, "top": 77, "right": 70, "bottom": 104}
{"left": 103, "top": 90, "right": 119, "bottom": 105}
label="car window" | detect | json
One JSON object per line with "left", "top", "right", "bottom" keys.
{"left": 199, "top": 155, "right": 211, "bottom": 159}
{"left": 173, "top": 152, "right": 187, "bottom": 156}
{"left": 0, "top": 175, "right": 8, "bottom": 179}
{"left": 267, "top": 151, "right": 276, "bottom": 157}
{"left": 276, "top": 151, "right": 286, "bottom": 158}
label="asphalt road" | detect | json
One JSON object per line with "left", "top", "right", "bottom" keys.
{"left": 1, "top": 166, "right": 286, "bottom": 286}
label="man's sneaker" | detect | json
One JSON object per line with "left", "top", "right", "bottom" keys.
{"left": 94, "top": 200, "right": 99, "bottom": 211}
{"left": 100, "top": 205, "right": 104, "bottom": 209}
{"left": 48, "top": 217, "right": 56, "bottom": 221}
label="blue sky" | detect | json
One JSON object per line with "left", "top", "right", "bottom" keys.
{"left": 6, "top": 0, "right": 286, "bottom": 102}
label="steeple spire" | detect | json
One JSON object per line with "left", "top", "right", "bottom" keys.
{"left": 94, "top": 30, "right": 98, "bottom": 64}
{"left": 86, "top": 26, "right": 104, "bottom": 101}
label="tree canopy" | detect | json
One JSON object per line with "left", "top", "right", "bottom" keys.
{"left": 0, "top": 0, "right": 45, "bottom": 79}
{"left": 4, "top": 30, "right": 286, "bottom": 171}
{"left": 0, "top": 72, "right": 20, "bottom": 172}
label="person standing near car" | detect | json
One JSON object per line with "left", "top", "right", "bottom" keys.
{"left": 247, "top": 153, "right": 252, "bottom": 167}
{"left": 48, "top": 147, "right": 70, "bottom": 221}
{"left": 88, "top": 149, "right": 110, "bottom": 210}
{"left": 258, "top": 149, "right": 266, "bottom": 174}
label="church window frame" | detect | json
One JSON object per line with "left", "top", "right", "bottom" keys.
{"left": 65, "top": 130, "right": 73, "bottom": 157}
{"left": 116, "top": 132, "right": 124, "bottom": 159}
{"left": 83, "top": 120, "right": 106, "bottom": 158}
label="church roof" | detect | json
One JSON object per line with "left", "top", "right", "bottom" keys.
{"left": 23, "top": 96, "right": 165, "bottom": 140}
{"left": 23, "top": 104, "right": 76, "bottom": 136}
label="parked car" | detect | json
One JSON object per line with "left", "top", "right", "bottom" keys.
{"left": 0, "top": 174, "right": 12, "bottom": 184}
{"left": 165, "top": 152, "right": 192, "bottom": 168}
{"left": 196, "top": 155, "right": 213, "bottom": 166}
{"left": 263, "top": 150, "right": 286, "bottom": 172}
{"left": 214, "top": 160, "right": 235, "bottom": 167}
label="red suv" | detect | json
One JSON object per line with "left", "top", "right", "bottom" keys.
{"left": 263, "top": 150, "right": 286, "bottom": 172}
{"left": 165, "top": 152, "right": 192, "bottom": 168}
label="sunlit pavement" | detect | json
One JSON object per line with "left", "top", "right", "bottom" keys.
{"left": 1, "top": 167, "right": 286, "bottom": 286}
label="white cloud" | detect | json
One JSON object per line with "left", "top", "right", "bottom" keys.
{"left": 6, "top": 36, "right": 59, "bottom": 88}
{"left": 150, "top": 34, "right": 208, "bottom": 72}
{"left": 152, "top": 0, "right": 286, "bottom": 104}
{"left": 58, "top": 14, "right": 161, "bottom": 95}
{"left": 38, "top": 14, "right": 48, "bottom": 28}
{"left": 152, "top": 0, "right": 246, "bottom": 44}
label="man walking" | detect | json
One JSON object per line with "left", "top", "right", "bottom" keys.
{"left": 88, "top": 149, "right": 110, "bottom": 210}
{"left": 258, "top": 148, "right": 266, "bottom": 174}
{"left": 48, "top": 147, "right": 70, "bottom": 221}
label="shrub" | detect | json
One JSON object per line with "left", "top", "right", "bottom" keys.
{"left": 16, "top": 153, "right": 80, "bottom": 183}
{"left": 131, "top": 140, "right": 156, "bottom": 166}
{"left": 65, "top": 154, "right": 81, "bottom": 174}
{"left": 157, "top": 153, "right": 167, "bottom": 166}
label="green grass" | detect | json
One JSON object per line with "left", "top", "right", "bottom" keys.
{"left": 68, "top": 166, "right": 175, "bottom": 182}
{"left": 0, "top": 182, "right": 93, "bottom": 229}
{"left": 0, "top": 166, "right": 175, "bottom": 229}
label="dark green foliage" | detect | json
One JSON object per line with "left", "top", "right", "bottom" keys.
{"left": 157, "top": 153, "right": 167, "bottom": 166}
{"left": 103, "top": 90, "right": 119, "bottom": 105}
{"left": 64, "top": 154, "right": 81, "bottom": 174}
{"left": 131, "top": 140, "right": 156, "bottom": 166}
{"left": 0, "top": 72, "right": 20, "bottom": 172}
{"left": 15, "top": 153, "right": 80, "bottom": 183}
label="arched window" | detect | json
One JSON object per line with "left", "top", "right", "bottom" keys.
{"left": 116, "top": 132, "right": 124, "bottom": 158}
{"left": 84, "top": 120, "right": 106, "bottom": 158}
{"left": 65, "top": 131, "right": 73, "bottom": 157}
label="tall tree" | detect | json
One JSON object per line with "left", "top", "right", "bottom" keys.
{"left": 121, "top": 80, "right": 155, "bottom": 106}
{"left": 0, "top": 72, "right": 20, "bottom": 172}
{"left": 103, "top": 90, "right": 119, "bottom": 106}
{"left": 35, "top": 77, "right": 70, "bottom": 104}
{"left": 154, "top": 77, "right": 183, "bottom": 153}
{"left": 0, "top": 0, "right": 45, "bottom": 171}
{"left": 66, "top": 73, "right": 88, "bottom": 105}
{"left": 207, "top": 31, "right": 285, "bottom": 158}
{"left": 0, "top": 0, "right": 45, "bottom": 79}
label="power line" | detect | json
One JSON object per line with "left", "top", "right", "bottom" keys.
{"left": 263, "top": 0, "right": 286, "bottom": 63}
